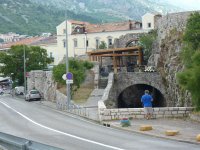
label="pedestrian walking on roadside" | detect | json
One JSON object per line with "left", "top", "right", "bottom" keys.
{"left": 141, "top": 90, "right": 153, "bottom": 120}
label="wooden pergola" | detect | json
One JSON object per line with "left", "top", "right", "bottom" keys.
{"left": 87, "top": 46, "right": 143, "bottom": 73}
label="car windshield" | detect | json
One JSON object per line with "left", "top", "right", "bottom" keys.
{"left": 30, "top": 90, "right": 39, "bottom": 94}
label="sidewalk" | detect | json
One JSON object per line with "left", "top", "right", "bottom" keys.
{"left": 104, "top": 118, "right": 200, "bottom": 144}
{"left": 38, "top": 99, "right": 200, "bottom": 144}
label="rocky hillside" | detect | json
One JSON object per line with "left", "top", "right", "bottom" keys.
{"left": 149, "top": 11, "right": 199, "bottom": 107}
{"left": 0, "top": 0, "right": 182, "bottom": 35}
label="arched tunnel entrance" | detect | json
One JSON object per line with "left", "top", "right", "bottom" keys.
{"left": 118, "top": 84, "right": 166, "bottom": 108}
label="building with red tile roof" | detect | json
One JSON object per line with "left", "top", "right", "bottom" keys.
{"left": 56, "top": 12, "right": 161, "bottom": 63}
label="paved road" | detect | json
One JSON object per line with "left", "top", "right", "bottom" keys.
{"left": 0, "top": 95, "right": 199, "bottom": 150}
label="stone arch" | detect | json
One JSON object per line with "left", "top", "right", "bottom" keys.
{"left": 107, "top": 73, "right": 168, "bottom": 108}
{"left": 125, "top": 39, "right": 138, "bottom": 47}
{"left": 115, "top": 73, "right": 166, "bottom": 95}
{"left": 117, "top": 84, "right": 166, "bottom": 108}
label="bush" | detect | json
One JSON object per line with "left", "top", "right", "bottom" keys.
{"left": 139, "top": 30, "right": 157, "bottom": 63}
{"left": 52, "top": 59, "right": 93, "bottom": 98}
{"left": 82, "top": 61, "right": 94, "bottom": 69}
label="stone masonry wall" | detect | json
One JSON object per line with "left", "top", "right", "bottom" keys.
{"left": 99, "top": 107, "right": 194, "bottom": 121}
{"left": 27, "top": 70, "right": 57, "bottom": 102}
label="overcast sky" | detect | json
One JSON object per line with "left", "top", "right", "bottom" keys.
{"left": 165, "top": 0, "right": 200, "bottom": 10}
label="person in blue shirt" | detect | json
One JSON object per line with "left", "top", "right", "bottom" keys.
{"left": 141, "top": 90, "right": 153, "bottom": 120}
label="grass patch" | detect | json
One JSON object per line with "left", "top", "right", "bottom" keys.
{"left": 58, "top": 85, "right": 93, "bottom": 104}
{"left": 58, "top": 70, "right": 94, "bottom": 104}
{"left": 73, "top": 86, "right": 94, "bottom": 104}
{"left": 192, "top": 111, "right": 200, "bottom": 116}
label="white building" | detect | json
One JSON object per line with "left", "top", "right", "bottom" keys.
{"left": 55, "top": 12, "right": 161, "bottom": 64}
{"left": 142, "top": 13, "right": 162, "bottom": 30}
{"left": 0, "top": 32, "right": 27, "bottom": 43}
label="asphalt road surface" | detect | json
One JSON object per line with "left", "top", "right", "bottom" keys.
{"left": 0, "top": 95, "right": 199, "bottom": 150}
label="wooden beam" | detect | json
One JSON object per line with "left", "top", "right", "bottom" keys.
{"left": 94, "top": 53, "right": 140, "bottom": 57}
{"left": 87, "top": 46, "right": 141, "bottom": 55}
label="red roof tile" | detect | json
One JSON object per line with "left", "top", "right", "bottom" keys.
{"left": 69, "top": 20, "right": 142, "bottom": 34}
{"left": 0, "top": 37, "right": 51, "bottom": 49}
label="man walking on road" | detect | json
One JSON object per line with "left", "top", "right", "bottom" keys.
{"left": 141, "top": 90, "right": 153, "bottom": 120}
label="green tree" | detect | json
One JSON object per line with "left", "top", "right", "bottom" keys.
{"left": 177, "top": 12, "right": 200, "bottom": 111}
{"left": 99, "top": 41, "right": 107, "bottom": 49}
{"left": 183, "top": 12, "right": 200, "bottom": 50}
{"left": 52, "top": 59, "right": 93, "bottom": 97}
{"left": 139, "top": 30, "right": 157, "bottom": 63}
{"left": 0, "top": 45, "right": 52, "bottom": 86}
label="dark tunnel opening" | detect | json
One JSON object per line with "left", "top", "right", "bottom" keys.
{"left": 118, "top": 84, "right": 166, "bottom": 108}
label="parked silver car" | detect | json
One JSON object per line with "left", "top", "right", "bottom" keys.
{"left": 25, "top": 90, "right": 41, "bottom": 101}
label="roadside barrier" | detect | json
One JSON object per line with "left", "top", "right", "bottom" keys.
{"left": 0, "top": 132, "right": 63, "bottom": 150}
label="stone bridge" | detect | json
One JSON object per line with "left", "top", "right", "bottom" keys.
{"left": 105, "top": 72, "right": 167, "bottom": 108}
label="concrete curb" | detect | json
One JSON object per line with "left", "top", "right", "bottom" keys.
{"left": 105, "top": 123, "right": 200, "bottom": 145}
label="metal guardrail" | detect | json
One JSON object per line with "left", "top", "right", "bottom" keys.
{"left": 0, "top": 132, "right": 63, "bottom": 150}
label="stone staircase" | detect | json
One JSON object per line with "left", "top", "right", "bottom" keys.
{"left": 98, "top": 77, "right": 108, "bottom": 89}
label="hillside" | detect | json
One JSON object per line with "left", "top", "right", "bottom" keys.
{"left": 0, "top": 0, "right": 183, "bottom": 35}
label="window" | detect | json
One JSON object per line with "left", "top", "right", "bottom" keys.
{"left": 96, "top": 39, "right": 99, "bottom": 49}
{"left": 74, "top": 39, "right": 78, "bottom": 47}
{"left": 63, "top": 40, "right": 66, "bottom": 48}
{"left": 108, "top": 38, "right": 112, "bottom": 46}
{"left": 86, "top": 40, "right": 89, "bottom": 47}
{"left": 148, "top": 23, "right": 151, "bottom": 28}
{"left": 136, "top": 23, "right": 141, "bottom": 29}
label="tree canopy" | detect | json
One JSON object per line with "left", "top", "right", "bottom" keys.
{"left": 177, "top": 12, "right": 200, "bottom": 111}
{"left": 0, "top": 45, "right": 52, "bottom": 86}
{"left": 139, "top": 29, "right": 157, "bottom": 63}
{"left": 52, "top": 59, "right": 93, "bottom": 97}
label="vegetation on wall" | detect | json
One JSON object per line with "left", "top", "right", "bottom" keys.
{"left": 177, "top": 12, "right": 200, "bottom": 111}
{"left": 0, "top": 45, "right": 52, "bottom": 86}
{"left": 52, "top": 59, "right": 93, "bottom": 97}
{"left": 98, "top": 41, "right": 107, "bottom": 49}
{"left": 139, "top": 29, "right": 157, "bottom": 63}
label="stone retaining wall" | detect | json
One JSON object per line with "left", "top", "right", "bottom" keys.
{"left": 27, "top": 70, "right": 57, "bottom": 102}
{"left": 99, "top": 107, "right": 194, "bottom": 121}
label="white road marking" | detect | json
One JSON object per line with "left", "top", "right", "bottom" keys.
{"left": 0, "top": 101, "right": 125, "bottom": 150}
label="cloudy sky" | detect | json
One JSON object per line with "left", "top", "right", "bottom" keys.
{"left": 165, "top": 0, "right": 200, "bottom": 10}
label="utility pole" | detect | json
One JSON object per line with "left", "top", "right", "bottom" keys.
{"left": 65, "top": 1, "right": 70, "bottom": 110}
{"left": 23, "top": 45, "right": 26, "bottom": 98}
